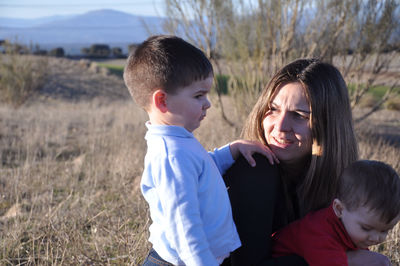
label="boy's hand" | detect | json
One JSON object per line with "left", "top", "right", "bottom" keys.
{"left": 229, "top": 140, "right": 279, "bottom": 167}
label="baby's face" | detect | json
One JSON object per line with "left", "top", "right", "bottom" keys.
{"left": 339, "top": 205, "right": 399, "bottom": 249}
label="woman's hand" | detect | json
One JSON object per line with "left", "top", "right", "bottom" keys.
{"left": 347, "top": 250, "right": 391, "bottom": 266}
{"left": 229, "top": 139, "right": 279, "bottom": 167}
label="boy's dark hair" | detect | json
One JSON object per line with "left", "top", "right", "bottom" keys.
{"left": 123, "top": 35, "right": 213, "bottom": 110}
{"left": 337, "top": 160, "right": 400, "bottom": 223}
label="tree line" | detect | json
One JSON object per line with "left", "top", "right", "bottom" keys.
{"left": 0, "top": 40, "right": 139, "bottom": 59}
{"left": 161, "top": 0, "right": 400, "bottom": 125}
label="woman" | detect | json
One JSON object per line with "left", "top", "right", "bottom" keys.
{"left": 223, "top": 58, "right": 391, "bottom": 265}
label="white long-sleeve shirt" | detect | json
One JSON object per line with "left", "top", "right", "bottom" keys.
{"left": 141, "top": 122, "right": 241, "bottom": 265}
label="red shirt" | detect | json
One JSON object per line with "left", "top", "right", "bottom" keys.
{"left": 272, "top": 204, "right": 359, "bottom": 266}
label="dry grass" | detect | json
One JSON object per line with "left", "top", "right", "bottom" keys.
{"left": 0, "top": 55, "right": 399, "bottom": 265}
{"left": 0, "top": 97, "right": 399, "bottom": 265}
{"left": 0, "top": 94, "right": 241, "bottom": 265}
{"left": 0, "top": 101, "right": 150, "bottom": 264}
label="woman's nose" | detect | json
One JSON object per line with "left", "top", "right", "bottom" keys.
{"left": 275, "top": 112, "right": 291, "bottom": 132}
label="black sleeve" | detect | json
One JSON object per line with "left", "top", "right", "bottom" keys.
{"left": 223, "top": 154, "right": 307, "bottom": 266}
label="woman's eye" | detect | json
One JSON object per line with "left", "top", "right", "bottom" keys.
{"left": 269, "top": 107, "right": 278, "bottom": 113}
{"left": 295, "top": 113, "right": 309, "bottom": 120}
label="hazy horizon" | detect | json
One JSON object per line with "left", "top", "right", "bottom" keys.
{"left": 0, "top": 0, "right": 165, "bottom": 19}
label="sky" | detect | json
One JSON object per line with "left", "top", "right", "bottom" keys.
{"left": 0, "top": 0, "right": 166, "bottom": 19}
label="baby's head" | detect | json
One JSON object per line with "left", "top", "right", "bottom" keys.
{"left": 333, "top": 160, "right": 400, "bottom": 248}
{"left": 124, "top": 35, "right": 214, "bottom": 131}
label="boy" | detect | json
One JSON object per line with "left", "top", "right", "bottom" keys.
{"left": 272, "top": 160, "right": 400, "bottom": 266}
{"left": 124, "top": 35, "right": 277, "bottom": 265}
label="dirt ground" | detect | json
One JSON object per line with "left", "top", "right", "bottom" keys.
{"left": 36, "top": 57, "right": 130, "bottom": 103}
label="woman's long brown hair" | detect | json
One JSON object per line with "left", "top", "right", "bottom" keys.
{"left": 242, "top": 58, "right": 358, "bottom": 218}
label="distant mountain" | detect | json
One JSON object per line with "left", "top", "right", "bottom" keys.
{"left": 0, "top": 9, "right": 166, "bottom": 55}
{"left": 0, "top": 15, "right": 74, "bottom": 28}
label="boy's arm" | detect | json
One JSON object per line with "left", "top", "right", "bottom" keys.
{"left": 209, "top": 144, "right": 235, "bottom": 174}
{"left": 209, "top": 140, "right": 278, "bottom": 175}
{"left": 230, "top": 139, "right": 279, "bottom": 167}
{"left": 153, "top": 153, "right": 219, "bottom": 266}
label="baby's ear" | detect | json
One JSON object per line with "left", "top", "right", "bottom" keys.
{"left": 153, "top": 89, "right": 168, "bottom": 113}
{"left": 332, "top": 198, "right": 344, "bottom": 218}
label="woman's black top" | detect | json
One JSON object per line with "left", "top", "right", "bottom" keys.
{"left": 223, "top": 154, "right": 307, "bottom": 266}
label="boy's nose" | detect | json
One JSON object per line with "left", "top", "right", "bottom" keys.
{"left": 203, "top": 98, "right": 211, "bottom": 109}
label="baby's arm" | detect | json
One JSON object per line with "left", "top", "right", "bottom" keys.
{"left": 347, "top": 250, "right": 391, "bottom": 266}
{"left": 230, "top": 139, "right": 279, "bottom": 167}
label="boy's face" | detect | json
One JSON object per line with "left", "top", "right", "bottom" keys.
{"left": 165, "top": 76, "right": 213, "bottom": 132}
{"left": 333, "top": 199, "right": 399, "bottom": 249}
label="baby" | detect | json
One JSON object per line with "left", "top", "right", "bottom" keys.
{"left": 272, "top": 160, "right": 400, "bottom": 265}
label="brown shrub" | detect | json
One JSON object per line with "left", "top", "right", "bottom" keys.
{"left": 0, "top": 51, "right": 48, "bottom": 107}
{"left": 385, "top": 97, "right": 400, "bottom": 111}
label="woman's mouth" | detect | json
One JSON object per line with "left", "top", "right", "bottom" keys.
{"left": 271, "top": 136, "right": 293, "bottom": 147}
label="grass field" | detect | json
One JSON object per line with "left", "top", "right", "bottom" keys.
{"left": 1, "top": 97, "right": 399, "bottom": 265}
{"left": 0, "top": 56, "right": 399, "bottom": 265}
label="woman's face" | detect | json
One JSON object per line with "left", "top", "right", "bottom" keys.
{"left": 262, "top": 82, "right": 312, "bottom": 165}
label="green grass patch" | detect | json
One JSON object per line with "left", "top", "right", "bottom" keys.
{"left": 348, "top": 83, "right": 400, "bottom": 99}
{"left": 367, "top": 85, "right": 400, "bottom": 98}
{"left": 214, "top": 74, "right": 230, "bottom": 95}
{"left": 97, "top": 63, "right": 124, "bottom": 77}
{"left": 348, "top": 83, "right": 400, "bottom": 110}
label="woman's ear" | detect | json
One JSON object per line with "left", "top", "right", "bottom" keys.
{"left": 332, "top": 198, "right": 344, "bottom": 218}
{"left": 153, "top": 89, "right": 168, "bottom": 113}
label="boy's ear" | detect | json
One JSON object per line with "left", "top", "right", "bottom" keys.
{"left": 332, "top": 198, "right": 344, "bottom": 218}
{"left": 153, "top": 89, "right": 168, "bottom": 113}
